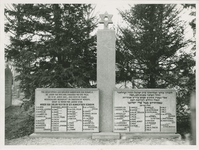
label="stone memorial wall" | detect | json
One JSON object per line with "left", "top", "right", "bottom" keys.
{"left": 114, "top": 89, "right": 176, "bottom": 133}
{"left": 31, "top": 11, "right": 180, "bottom": 139}
{"left": 35, "top": 88, "right": 99, "bottom": 132}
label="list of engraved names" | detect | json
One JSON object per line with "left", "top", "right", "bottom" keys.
{"left": 114, "top": 90, "right": 176, "bottom": 133}
{"left": 35, "top": 89, "right": 99, "bottom": 132}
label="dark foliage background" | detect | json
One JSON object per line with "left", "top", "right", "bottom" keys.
{"left": 5, "top": 4, "right": 98, "bottom": 106}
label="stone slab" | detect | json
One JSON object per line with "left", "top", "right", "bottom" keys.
{"left": 120, "top": 133, "right": 181, "bottom": 139}
{"left": 30, "top": 132, "right": 92, "bottom": 138}
{"left": 114, "top": 89, "right": 177, "bottom": 133}
{"left": 30, "top": 132, "right": 180, "bottom": 139}
{"left": 97, "top": 29, "right": 115, "bottom": 132}
{"left": 34, "top": 88, "right": 99, "bottom": 133}
{"left": 92, "top": 132, "right": 120, "bottom": 139}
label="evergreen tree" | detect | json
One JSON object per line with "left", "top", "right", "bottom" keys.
{"left": 117, "top": 4, "right": 195, "bottom": 135}
{"left": 117, "top": 4, "right": 195, "bottom": 89}
{"left": 5, "top": 4, "right": 97, "bottom": 104}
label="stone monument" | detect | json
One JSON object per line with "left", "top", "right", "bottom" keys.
{"left": 31, "top": 11, "right": 119, "bottom": 139}
{"left": 31, "top": 12, "right": 180, "bottom": 139}
{"left": 92, "top": 11, "right": 120, "bottom": 139}
{"left": 97, "top": 12, "right": 115, "bottom": 132}
{"left": 31, "top": 88, "right": 99, "bottom": 138}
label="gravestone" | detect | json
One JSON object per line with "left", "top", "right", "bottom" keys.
{"left": 190, "top": 91, "right": 196, "bottom": 145}
{"left": 5, "top": 64, "right": 13, "bottom": 109}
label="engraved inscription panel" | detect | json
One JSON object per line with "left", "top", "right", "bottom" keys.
{"left": 35, "top": 88, "right": 99, "bottom": 132}
{"left": 114, "top": 89, "right": 176, "bottom": 133}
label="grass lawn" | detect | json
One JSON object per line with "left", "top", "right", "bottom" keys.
{"left": 5, "top": 106, "right": 34, "bottom": 140}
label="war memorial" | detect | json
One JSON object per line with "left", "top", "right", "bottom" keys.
{"left": 30, "top": 12, "right": 181, "bottom": 139}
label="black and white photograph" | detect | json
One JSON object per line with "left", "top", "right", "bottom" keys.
{"left": 1, "top": 0, "right": 198, "bottom": 149}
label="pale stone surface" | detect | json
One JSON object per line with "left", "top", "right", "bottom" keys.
{"left": 99, "top": 11, "right": 113, "bottom": 29}
{"left": 97, "top": 29, "right": 115, "bottom": 132}
{"left": 190, "top": 91, "right": 196, "bottom": 145}
{"left": 30, "top": 133, "right": 92, "bottom": 138}
{"left": 120, "top": 133, "right": 181, "bottom": 139}
{"left": 113, "top": 89, "right": 177, "bottom": 133}
{"left": 92, "top": 132, "right": 120, "bottom": 139}
{"left": 34, "top": 88, "right": 99, "bottom": 132}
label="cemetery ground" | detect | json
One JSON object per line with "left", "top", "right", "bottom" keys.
{"left": 5, "top": 105, "right": 192, "bottom": 145}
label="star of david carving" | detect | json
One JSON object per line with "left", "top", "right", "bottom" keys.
{"left": 99, "top": 11, "right": 113, "bottom": 29}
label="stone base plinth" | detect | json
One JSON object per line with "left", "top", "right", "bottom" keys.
{"left": 30, "top": 132, "right": 93, "bottom": 138}
{"left": 30, "top": 132, "right": 181, "bottom": 140}
{"left": 120, "top": 133, "right": 181, "bottom": 139}
{"left": 92, "top": 132, "right": 120, "bottom": 139}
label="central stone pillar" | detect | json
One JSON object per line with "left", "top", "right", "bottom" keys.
{"left": 92, "top": 12, "right": 120, "bottom": 139}
{"left": 97, "top": 29, "right": 115, "bottom": 132}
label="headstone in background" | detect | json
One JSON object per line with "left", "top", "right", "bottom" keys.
{"left": 12, "top": 65, "right": 21, "bottom": 99}
{"left": 5, "top": 65, "right": 13, "bottom": 109}
{"left": 190, "top": 91, "right": 196, "bottom": 145}
{"left": 113, "top": 89, "right": 181, "bottom": 138}
{"left": 33, "top": 88, "right": 99, "bottom": 134}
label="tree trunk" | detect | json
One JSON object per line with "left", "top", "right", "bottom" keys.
{"left": 148, "top": 74, "right": 156, "bottom": 88}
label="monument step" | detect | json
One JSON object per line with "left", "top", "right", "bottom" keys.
{"left": 30, "top": 132, "right": 181, "bottom": 139}
{"left": 92, "top": 132, "right": 120, "bottom": 139}
{"left": 120, "top": 133, "right": 181, "bottom": 139}
{"left": 30, "top": 132, "right": 93, "bottom": 138}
